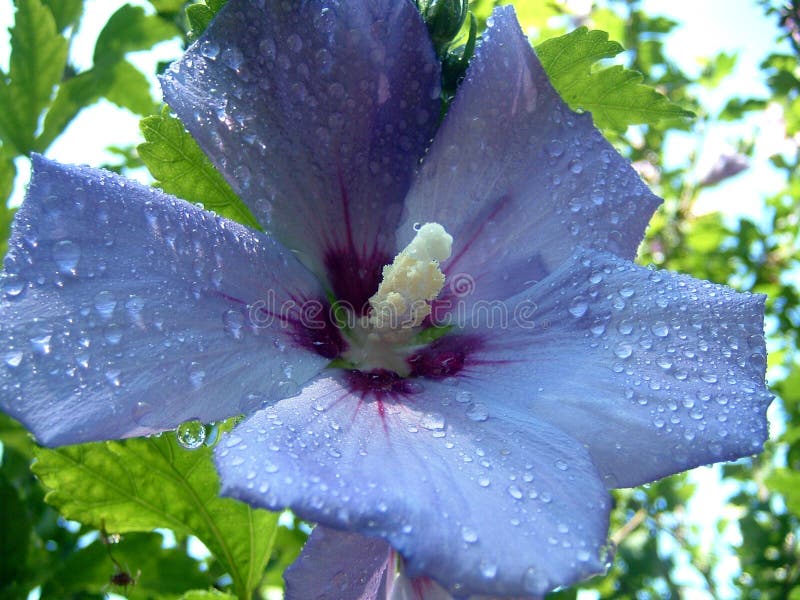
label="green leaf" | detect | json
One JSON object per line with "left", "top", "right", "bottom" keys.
{"left": 94, "top": 4, "right": 179, "bottom": 66}
{"left": 138, "top": 112, "right": 261, "bottom": 230}
{"left": 187, "top": 0, "right": 229, "bottom": 35}
{"left": 0, "top": 0, "right": 68, "bottom": 153}
{"left": 149, "top": 0, "right": 188, "bottom": 14}
{"left": 536, "top": 28, "right": 694, "bottom": 131}
{"left": 766, "top": 468, "right": 800, "bottom": 515}
{"left": 32, "top": 432, "right": 279, "bottom": 600}
{"left": 0, "top": 474, "right": 32, "bottom": 592}
{"left": 104, "top": 60, "right": 160, "bottom": 116}
{"left": 0, "top": 147, "right": 16, "bottom": 204}
{"left": 179, "top": 591, "right": 237, "bottom": 600}
{"left": 41, "top": 0, "right": 83, "bottom": 31}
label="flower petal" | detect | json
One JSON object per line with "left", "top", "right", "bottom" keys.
{"left": 162, "top": 0, "right": 441, "bottom": 307}
{"left": 216, "top": 375, "right": 611, "bottom": 596}
{"left": 0, "top": 156, "right": 329, "bottom": 446}
{"left": 460, "top": 249, "right": 772, "bottom": 488}
{"left": 399, "top": 7, "right": 661, "bottom": 303}
{"left": 284, "top": 526, "right": 390, "bottom": 600}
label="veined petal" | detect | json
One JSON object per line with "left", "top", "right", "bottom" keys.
{"left": 0, "top": 156, "right": 330, "bottom": 446}
{"left": 458, "top": 249, "right": 772, "bottom": 488}
{"left": 217, "top": 375, "right": 611, "bottom": 597}
{"left": 399, "top": 7, "right": 661, "bottom": 304}
{"left": 284, "top": 526, "right": 390, "bottom": 600}
{"left": 162, "top": 0, "right": 441, "bottom": 310}
{"left": 286, "top": 526, "right": 537, "bottom": 600}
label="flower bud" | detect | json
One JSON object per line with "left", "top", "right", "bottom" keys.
{"left": 415, "top": 0, "right": 469, "bottom": 51}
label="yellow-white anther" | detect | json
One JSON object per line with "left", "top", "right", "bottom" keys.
{"left": 368, "top": 223, "right": 452, "bottom": 332}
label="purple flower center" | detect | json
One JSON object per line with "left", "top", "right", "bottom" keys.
{"left": 324, "top": 247, "right": 391, "bottom": 316}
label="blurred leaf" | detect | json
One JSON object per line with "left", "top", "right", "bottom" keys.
{"left": 0, "top": 147, "right": 16, "bottom": 203}
{"left": 187, "top": 0, "right": 229, "bottom": 34}
{"left": 261, "top": 526, "right": 306, "bottom": 587}
{"left": 139, "top": 111, "right": 261, "bottom": 229}
{"left": 698, "top": 52, "right": 738, "bottom": 88}
{"left": 40, "top": 531, "right": 212, "bottom": 599}
{"left": 0, "top": 474, "right": 32, "bottom": 594}
{"left": 0, "top": 0, "right": 68, "bottom": 154}
{"left": 94, "top": 4, "right": 179, "bottom": 66}
{"left": 719, "top": 97, "right": 768, "bottom": 121}
{"left": 150, "top": 0, "right": 188, "bottom": 13}
{"left": 33, "top": 432, "right": 279, "bottom": 600}
{"left": 179, "top": 591, "right": 237, "bottom": 600}
{"left": 104, "top": 60, "right": 160, "bottom": 115}
{"left": 537, "top": 28, "right": 694, "bottom": 131}
{"left": 41, "top": 0, "right": 83, "bottom": 31}
{"left": 766, "top": 469, "right": 800, "bottom": 514}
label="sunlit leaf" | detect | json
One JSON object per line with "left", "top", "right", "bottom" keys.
{"left": 94, "top": 4, "right": 179, "bottom": 66}
{"left": 41, "top": 0, "right": 83, "bottom": 32}
{"left": 33, "top": 432, "right": 279, "bottom": 600}
{"left": 139, "top": 111, "right": 261, "bottom": 230}
{"left": 536, "top": 27, "right": 694, "bottom": 131}
{"left": 187, "top": 0, "right": 229, "bottom": 35}
{"left": 0, "top": 0, "right": 68, "bottom": 154}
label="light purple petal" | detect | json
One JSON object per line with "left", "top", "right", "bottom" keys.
{"left": 162, "top": 0, "right": 440, "bottom": 308}
{"left": 457, "top": 249, "right": 772, "bottom": 488}
{"left": 216, "top": 375, "right": 611, "bottom": 597}
{"left": 285, "top": 526, "right": 390, "bottom": 600}
{"left": 0, "top": 156, "right": 329, "bottom": 446}
{"left": 399, "top": 7, "right": 661, "bottom": 303}
{"left": 286, "top": 527, "right": 479, "bottom": 600}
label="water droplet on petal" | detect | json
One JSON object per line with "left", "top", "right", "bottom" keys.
{"left": 421, "top": 412, "right": 445, "bottom": 431}
{"left": 466, "top": 402, "right": 489, "bottom": 422}
{"left": 176, "top": 419, "right": 207, "bottom": 449}
{"left": 4, "top": 350, "right": 23, "bottom": 368}
{"left": 53, "top": 240, "right": 80, "bottom": 275}
{"left": 568, "top": 296, "right": 589, "bottom": 318}
{"left": 651, "top": 321, "right": 669, "bottom": 337}
{"left": 223, "top": 309, "right": 245, "bottom": 340}
{"left": 461, "top": 526, "right": 478, "bottom": 543}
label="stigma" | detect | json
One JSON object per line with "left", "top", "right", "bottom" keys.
{"left": 367, "top": 222, "right": 452, "bottom": 333}
{"left": 341, "top": 223, "right": 453, "bottom": 375}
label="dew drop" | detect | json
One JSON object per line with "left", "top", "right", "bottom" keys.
{"left": 613, "top": 342, "right": 632, "bottom": 359}
{"left": 651, "top": 321, "right": 669, "bottom": 337}
{"left": 2, "top": 277, "right": 25, "bottom": 298}
{"left": 568, "top": 296, "right": 589, "bottom": 318}
{"left": 522, "top": 567, "right": 548, "bottom": 594}
{"left": 176, "top": 419, "right": 207, "bottom": 450}
{"left": 223, "top": 309, "right": 245, "bottom": 340}
{"left": 461, "top": 526, "right": 478, "bottom": 544}
{"left": 421, "top": 412, "right": 445, "bottom": 431}
{"left": 53, "top": 240, "right": 80, "bottom": 275}
{"left": 480, "top": 560, "right": 498, "bottom": 579}
{"left": 507, "top": 484, "right": 523, "bottom": 500}
{"left": 94, "top": 290, "right": 116, "bottom": 320}
{"left": 4, "top": 350, "right": 23, "bottom": 368}
{"left": 466, "top": 402, "right": 489, "bottom": 422}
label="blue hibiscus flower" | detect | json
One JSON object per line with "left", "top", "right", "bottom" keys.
{"left": 0, "top": 0, "right": 771, "bottom": 597}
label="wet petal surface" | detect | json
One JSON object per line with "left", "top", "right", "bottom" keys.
{"left": 284, "top": 526, "right": 390, "bottom": 600}
{"left": 217, "top": 374, "right": 611, "bottom": 597}
{"left": 0, "top": 156, "right": 329, "bottom": 446}
{"left": 400, "top": 7, "right": 661, "bottom": 304}
{"left": 162, "top": 0, "right": 441, "bottom": 308}
{"left": 457, "top": 249, "right": 772, "bottom": 487}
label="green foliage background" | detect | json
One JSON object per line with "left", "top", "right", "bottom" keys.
{"left": 1, "top": 0, "right": 799, "bottom": 598}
